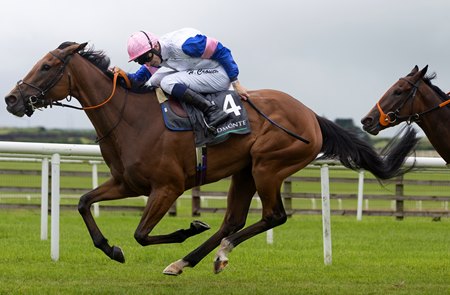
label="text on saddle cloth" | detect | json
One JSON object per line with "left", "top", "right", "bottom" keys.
{"left": 159, "top": 89, "right": 251, "bottom": 146}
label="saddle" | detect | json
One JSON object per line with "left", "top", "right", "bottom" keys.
{"left": 113, "top": 68, "right": 251, "bottom": 146}
{"left": 157, "top": 88, "right": 251, "bottom": 146}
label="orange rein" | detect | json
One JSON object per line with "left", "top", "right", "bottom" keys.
{"left": 441, "top": 92, "right": 450, "bottom": 108}
{"left": 82, "top": 67, "right": 131, "bottom": 110}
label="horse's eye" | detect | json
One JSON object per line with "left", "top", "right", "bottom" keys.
{"left": 393, "top": 89, "right": 402, "bottom": 96}
{"left": 41, "top": 64, "right": 51, "bottom": 71}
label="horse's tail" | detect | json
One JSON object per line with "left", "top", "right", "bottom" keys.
{"left": 315, "top": 115, "right": 418, "bottom": 179}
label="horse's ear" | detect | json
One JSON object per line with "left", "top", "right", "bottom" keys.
{"left": 419, "top": 65, "right": 428, "bottom": 78}
{"left": 76, "top": 42, "right": 88, "bottom": 53}
{"left": 410, "top": 65, "right": 419, "bottom": 74}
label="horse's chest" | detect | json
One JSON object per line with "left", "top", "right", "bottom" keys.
{"left": 122, "top": 166, "right": 152, "bottom": 193}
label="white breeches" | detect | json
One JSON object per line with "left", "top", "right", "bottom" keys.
{"left": 149, "top": 66, "right": 230, "bottom": 94}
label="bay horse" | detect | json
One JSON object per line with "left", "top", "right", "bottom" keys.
{"left": 361, "top": 65, "right": 450, "bottom": 163}
{"left": 5, "top": 42, "right": 418, "bottom": 275}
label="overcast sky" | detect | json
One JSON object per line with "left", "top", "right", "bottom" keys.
{"left": 1, "top": 0, "right": 449, "bottom": 137}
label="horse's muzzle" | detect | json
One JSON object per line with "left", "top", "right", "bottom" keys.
{"left": 360, "top": 116, "right": 380, "bottom": 135}
{"left": 4, "top": 94, "right": 27, "bottom": 117}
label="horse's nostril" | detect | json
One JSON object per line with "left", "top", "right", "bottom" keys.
{"left": 5, "top": 95, "right": 18, "bottom": 106}
{"left": 361, "top": 117, "right": 373, "bottom": 125}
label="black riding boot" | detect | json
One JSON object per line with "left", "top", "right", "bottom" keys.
{"left": 181, "top": 88, "right": 229, "bottom": 128}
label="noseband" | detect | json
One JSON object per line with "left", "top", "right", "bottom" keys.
{"left": 376, "top": 78, "right": 421, "bottom": 127}
{"left": 16, "top": 51, "right": 72, "bottom": 116}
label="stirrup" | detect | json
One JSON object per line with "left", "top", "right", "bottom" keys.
{"left": 205, "top": 109, "right": 229, "bottom": 129}
{"left": 202, "top": 117, "right": 218, "bottom": 135}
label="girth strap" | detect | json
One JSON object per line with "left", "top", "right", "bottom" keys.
{"left": 195, "top": 146, "right": 207, "bottom": 186}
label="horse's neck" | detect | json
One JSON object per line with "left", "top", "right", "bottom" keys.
{"left": 69, "top": 59, "right": 159, "bottom": 144}
{"left": 416, "top": 91, "right": 450, "bottom": 162}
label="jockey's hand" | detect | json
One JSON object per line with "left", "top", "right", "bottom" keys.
{"left": 108, "top": 66, "right": 124, "bottom": 74}
{"left": 232, "top": 80, "right": 249, "bottom": 100}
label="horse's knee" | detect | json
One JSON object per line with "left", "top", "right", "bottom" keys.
{"left": 231, "top": 220, "right": 246, "bottom": 233}
{"left": 265, "top": 211, "right": 287, "bottom": 227}
{"left": 78, "top": 194, "right": 91, "bottom": 215}
{"left": 134, "top": 231, "right": 147, "bottom": 246}
{"left": 220, "top": 219, "right": 246, "bottom": 236}
{"left": 276, "top": 212, "right": 288, "bottom": 226}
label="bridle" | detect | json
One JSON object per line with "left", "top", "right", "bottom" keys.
{"left": 376, "top": 77, "right": 450, "bottom": 127}
{"left": 15, "top": 49, "right": 130, "bottom": 116}
{"left": 16, "top": 50, "right": 72, "bottom": 116}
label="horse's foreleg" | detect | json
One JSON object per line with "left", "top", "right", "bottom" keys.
{"left": 133, "top": 185, "right": 208, "bottom": 246}
{"left": 78, "top": 178, "right": 137, "bottom": 263}
{"left": 163, "top": 168, "right": 256, "bottom": 276}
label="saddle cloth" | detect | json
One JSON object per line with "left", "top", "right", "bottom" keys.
{"left": 159, "top": 89, "right": 251, "bottom": 146}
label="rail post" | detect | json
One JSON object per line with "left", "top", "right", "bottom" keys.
{"left": 40, "top": 157, "right": 49, "bottom": 240}
{"left": 283, "top": 178, "right": 293, "bottom": 217}
{"left": 192, "top": 187, "right": 201, "bottom": 216}
{"left": 91, "top": 161, "right": 100, "bottom": 217}
{"left": 50, "top": 154, "right": 60, "bottom": 261}
{"left": 356, "top": 169, "right": 365, "bottom": 221}
{"left": 168, "top": 201, "right": 177, "bottom": 216}
{"left": 320, "top": 164, "right": 332, "bottom": 265}
{"left": 395, "top": 176, "right": 404, "bottom": 220}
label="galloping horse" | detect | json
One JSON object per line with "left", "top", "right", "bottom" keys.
{"left": 361, "top": 65, "right": 450, "bottom": 163}
{"left": 5, "top": 42, "right": 418, "bottom": 275}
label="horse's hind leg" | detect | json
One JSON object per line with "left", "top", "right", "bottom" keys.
{"left": 78, "top": 178, "right": 138, "bottom": 263}
{"left": 163, "top": 166, "right": 256, "bottom": 275}
{"left": 213, "top": 174, "right": 287, "bottom": 273}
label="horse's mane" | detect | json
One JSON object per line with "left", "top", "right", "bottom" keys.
{"left": 79, "top": 43, "right": 154, "bottom": 92}
{"left": 79, "top": 47, "right": 111, "bottom": 73}
{"left": 57, "top": 41, "right": 111, "bottom": 73}
{"left": 422, "top": 73, "right": 449, "bottom": 101}
{"left": 57, "top": 42, "right": 153, "bottom": 92}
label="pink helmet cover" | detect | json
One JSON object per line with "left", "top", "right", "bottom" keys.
{"left": 127, "top": 31, "right": 159, "bottom": 62}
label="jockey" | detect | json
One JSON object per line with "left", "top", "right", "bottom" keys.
{"left": 126, "top": 28, "right": 249, "bottom": 129}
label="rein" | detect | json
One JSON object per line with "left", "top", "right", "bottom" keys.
{"left": 377, "top": 77, "right": 450, "bottom": 126}
{"left": 95, "top": 89, "right": 129, "bottom": 143}
{"left": 17, "top": 49, "right": 132, "bottom": 142}
{"left": 16, "top": 51, "right": 72, "bottom": 116}
{"left": 53, "top": 67, "right": 131, "bottom": 110}
{"left": 246, "top": 98, "right": 310, "bottom": 144}
{"left": 17, "top": 49, "right": 131, "bottom": 113}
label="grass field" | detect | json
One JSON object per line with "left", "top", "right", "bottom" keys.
{"left": 0, "top": 208, "right": 448, "bottom": 294}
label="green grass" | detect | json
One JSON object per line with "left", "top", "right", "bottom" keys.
{"left": 0, "top": 208, "right": 448, "bottom": 294}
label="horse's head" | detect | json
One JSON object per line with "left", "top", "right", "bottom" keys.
{"left": 361, "top": 65, "right": 428, "bottom": 135}
{"left": 4, "top": 42, "right": 87, "bottom": 117}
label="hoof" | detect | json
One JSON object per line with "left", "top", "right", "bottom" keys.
{"left": 163, "top": 266, "right": 182, "bottom": 276}
{"left": 213, "top": 257, "right": 228, "bottom": 274}
{"left": 191, "top": 220, "right": 210, "bottom": 234}
{"left": 111, "top": 246, "right": 125, "bottom": 263}
{"left": 163, "top": 259, "right": 188, "bottom": 276}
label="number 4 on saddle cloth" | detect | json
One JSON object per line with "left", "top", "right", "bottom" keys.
{"left": 156, "top": 88, "right": 251, "bottom": 146}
